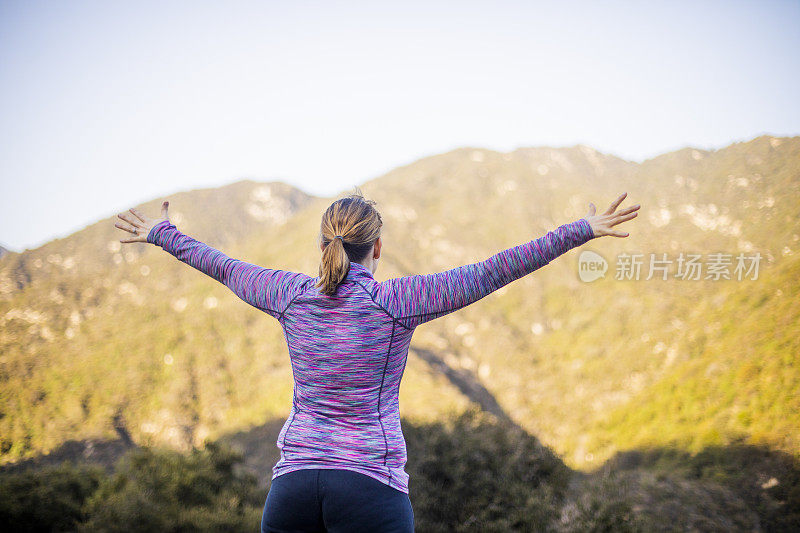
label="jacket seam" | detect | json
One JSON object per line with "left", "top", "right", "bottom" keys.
{"left": 353, "top": 279, "right": 413, "bottom": 332}
{"left": 282, "top": 406, "right": 297, "bottom": 449}
{"left": 278, "top": 288, "right": 304, "bottom": 320}
{"left": 378, "top": 320, "right": 396, "bottom": 467}
{"left": 281, "top": 326, "right": 299, "bottom": 449}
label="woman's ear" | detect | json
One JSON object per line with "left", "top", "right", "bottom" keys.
{"left": 374, "top": 237, "right": 382, "bottom": 259}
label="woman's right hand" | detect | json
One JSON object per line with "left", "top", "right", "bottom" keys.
{"left": 115, "top": 201, "right": 170, "bottom": 244}
{"left": 584, "top": 192, "right": 640, "bottom": 238}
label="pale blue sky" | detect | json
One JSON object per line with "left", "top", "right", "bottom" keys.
{"left": 1, "top": 0, "right": 798, "bottom": 251}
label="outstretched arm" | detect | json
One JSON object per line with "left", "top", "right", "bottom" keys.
{"left": 381, "top": 192, "right": 640, "bottom": 329}
{"left": 115, "top": 201, "right": 309, "bottom": 319}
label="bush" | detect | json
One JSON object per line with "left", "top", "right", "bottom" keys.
{"left": 0, "top": 462, "right": 104, "bottom": 532}
{"left": 404, "top": 409, "right": 571, "bottom": 531}
{"left": 78, "top": 441, "right": 264, "bottom": 532}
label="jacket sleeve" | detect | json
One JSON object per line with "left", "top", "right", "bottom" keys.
{"left": 147, "top": 219, "right": 310, "bottom": 319}
{"left": 379, "top": 218, "right": 596, "bottom": 329}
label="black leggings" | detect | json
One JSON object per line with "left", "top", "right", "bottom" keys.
{"left": 261, "top": 469, "right": 414, "bottom": 533}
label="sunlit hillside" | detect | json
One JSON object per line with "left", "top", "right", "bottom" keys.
{"left": 1, "top": 135, "right": 798, "bottom": 529}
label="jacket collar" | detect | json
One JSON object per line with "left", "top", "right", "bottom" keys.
{"left": 347, "top": 261, "right": 374, "bottom": 280}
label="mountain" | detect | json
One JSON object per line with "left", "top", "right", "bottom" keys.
{"left": 0, "top": 180, "right": 316, "bottom": 457}
{"left": 1, "top": 135, "right": 797, "bottom": 478}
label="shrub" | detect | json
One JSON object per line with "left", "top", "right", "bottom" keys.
{"left": 78, "top": 442, "right": 264, "bottom": 532}
{"left": 0, "top": 462, "right": 104, "bottom": 532}
{"left": 404, "top": 408, "right": 571, "bottom": 531}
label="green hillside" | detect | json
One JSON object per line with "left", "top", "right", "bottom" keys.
{"left": 1, "top": 135, "right": 798, "bottom": 529}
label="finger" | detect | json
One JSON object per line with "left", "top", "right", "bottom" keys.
{"left": 118, "top": 212, "right": 145, "bottom": 228}
{"left": 608, "top": 229, "right": 630, "bottom": 238}
{"left": 609, "top": 211, "right": 639, "bottom": 226}
{"left": 129, "top": 208, "right": 147, "bottom": 223}
{"left": 115, "top": 221, "right": 138, "bottom": 234}
{"left": 120, "top": 237, "right": 143, "bottom": 243}
{"left": 161, "top": 200, "right": 169, "bottom": 219}
{"left": 587, "top": 202, "right": 596, "bottom": 216}
{"left": 604, "top": 192, "right": 628, "bottom": 215}
{"left": 616, "top": 203, "right": 641, "bottom": 216}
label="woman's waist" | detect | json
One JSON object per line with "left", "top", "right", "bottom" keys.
{"left": 290, "top": 403, "right": 400, "bottom": 425}
{"left": 292, "top": 395, "right": 400, "bottom": 419}
{"left": 279, "top": 411, "right": 407, "bottom": 467}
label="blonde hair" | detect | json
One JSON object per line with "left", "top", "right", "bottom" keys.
{"left": 316, "top": 190, "right": 382, "bottom": 296}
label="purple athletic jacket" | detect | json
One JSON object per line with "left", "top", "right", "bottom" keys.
{"left": 147, "top": 217, "right": 596, "bottom": 493}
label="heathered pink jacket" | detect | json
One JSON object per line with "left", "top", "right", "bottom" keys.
{"left": 148, "top": 217, "right": 596, "bottom": 493}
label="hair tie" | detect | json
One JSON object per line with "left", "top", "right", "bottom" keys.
{"left": 333, "top": 235, "right": 344, "bottom": 242}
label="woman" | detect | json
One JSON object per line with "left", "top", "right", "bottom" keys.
{"left": 115, "top": 190, "right": 639, "bottom": 532}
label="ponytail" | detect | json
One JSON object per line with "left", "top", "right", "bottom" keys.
{"left": 317, "top": 235, "right": 352, "bottom": 296}
{"left": 316, "top": 191, "right": 382, "bottom": 296}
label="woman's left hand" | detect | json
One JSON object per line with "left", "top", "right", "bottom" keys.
{"left": 115, "top": 201, "right": 170, "bottom": 243}
{"left": 585, "top": 192, "right": 640, "bottom": 238}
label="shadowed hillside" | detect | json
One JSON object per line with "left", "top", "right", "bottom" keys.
{"left": 3, "top": 410, "right": 797, "bottom": 531}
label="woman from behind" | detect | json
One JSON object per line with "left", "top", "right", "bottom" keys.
{"left": 115, "top": 189, "right": 639, "bottom": 532}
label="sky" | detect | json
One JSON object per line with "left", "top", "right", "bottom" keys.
{"left": 1, "top": 0, "right": 798, "bottom": 252}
